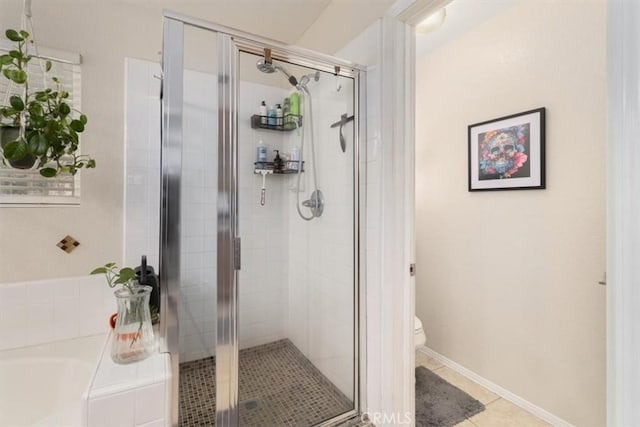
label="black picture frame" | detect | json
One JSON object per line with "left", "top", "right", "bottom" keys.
{"left": 468, "top": 107, "right": 546, "bottom": 191}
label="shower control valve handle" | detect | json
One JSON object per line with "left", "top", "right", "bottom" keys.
{"left": 301, "top": 190, "right": 324, "bottom": 217}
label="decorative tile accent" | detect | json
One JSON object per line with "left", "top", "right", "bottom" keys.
{"left": 57, "top": 235, "right": 80, "bottom": 253}
{"left": 179, "top": 339, "right": 353, "bottom": 426}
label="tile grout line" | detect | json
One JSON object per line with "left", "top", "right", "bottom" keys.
{"left": 485, "top": 396, "right": 502, "bottom": 406}
{"left": 465, "top": 417, "right": 480, "bottom": 427}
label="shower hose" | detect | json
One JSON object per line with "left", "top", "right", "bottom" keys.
{"left": 295, "top": 88, "right": 319, "bottom": 221}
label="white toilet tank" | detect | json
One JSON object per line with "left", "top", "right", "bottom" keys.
{"left": 414, "top": 316, "right": 426, "bottom": 349}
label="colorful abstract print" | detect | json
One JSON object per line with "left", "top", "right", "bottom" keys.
{"left": 478, "top": 124, "right": 530, "bottom": 180}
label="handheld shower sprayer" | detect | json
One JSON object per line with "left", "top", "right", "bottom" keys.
{"left": 255, "top": 50, "right": 324, "bottom": 220}
{"left": 297, "top": 71, "right": 320, "bottom": 90}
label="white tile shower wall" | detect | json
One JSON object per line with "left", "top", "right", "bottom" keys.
{"left": 125, "top": 58, "right": 216, "bottom": 362}
{"left": 124, "top": 58, "right": 161, "bottom": 269}
{"left": 286, "top": 76, "right": 356, "bottom": 400}
{"left": 0, "top": 275, "right": 115, "bottom": 350}
{"left": 125, "top": 59, "right": 292, "bottom": 361}
{"left": 178, "top": 69, "right": 218, "bottom": 363}
{"left": 124, "top": 59, "right": 211, "bottom": 363}
{"left": 238, "top": 81, "right": 291, "bottom": 350}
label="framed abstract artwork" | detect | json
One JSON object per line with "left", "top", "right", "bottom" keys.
{"left": 468, "top": 107, "right": 546, "bottom": 191}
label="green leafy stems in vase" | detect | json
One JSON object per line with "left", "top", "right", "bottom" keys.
{"left": 0, "top": 29, "right": 95, "bottom": 177}
{"left": 91, "top": 263, "right": 146, "bottom": 347}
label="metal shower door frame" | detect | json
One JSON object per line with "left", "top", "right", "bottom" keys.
{"left": 161, "top": 11, "right": 366, "bottom": 426}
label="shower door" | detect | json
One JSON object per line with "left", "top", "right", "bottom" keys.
{"left": 161, "top": 12, "right": 363, "bottom": 427}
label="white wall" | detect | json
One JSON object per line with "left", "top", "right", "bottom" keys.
{"left": 124, "top": 58, "right": 293, "bottom": 363}
{"left": 607, "top": 1, "right": 640, "bottom": 425}
{"left": 123, "top": 59, "right": 161, "bottom": 270}
{"left": 177, "top": 68, "right": 219, "bottom": 363}
{"left": 415, "top": 1, "right": 606, "bottom": 425}
{"left": 285, "top": 74, "right": 356, "bottom": 399}
{"left": 237, "top": 79, "right": 291, "bottom": 352}
{"left": 125, "top": 59, "right": 219, "bottom": 363}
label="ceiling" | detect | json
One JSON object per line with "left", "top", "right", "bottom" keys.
{"left": 165, "top": 0, "right": 400, "bottom": 55}
{"left": 119, "top": 0, "right": 335, "bottom": 45}
{"left": 415, "top": 0, "right": 522, "bottom": 56}
{"left": 297, "top": 0, "right": 399, "bottom": 54}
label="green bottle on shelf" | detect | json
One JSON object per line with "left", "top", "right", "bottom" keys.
{"left": 290, "top": 92, "right": 300, "bottom": 123}
{"left": 283, "top": 97, "right": 291, "bottom": 126}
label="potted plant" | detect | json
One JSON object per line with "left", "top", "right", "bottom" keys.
{"left": 0, "top": 28, "right": 95, "bottom": 177}
{"left": 91, "top": 262, "right": 156, "bottom": 364}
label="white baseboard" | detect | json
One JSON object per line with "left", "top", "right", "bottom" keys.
{"left": 418, "top": 346, "right": 574, "bottom": 427}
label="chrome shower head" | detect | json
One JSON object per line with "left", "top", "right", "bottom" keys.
{"left": 256, "top": 58, "right": 276, "bottom": 73}
{"left": 256, "top": 57, "right": 298, "bottom": 87}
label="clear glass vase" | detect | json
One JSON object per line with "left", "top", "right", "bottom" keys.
{"left": 111, "top": 285, "right": 156, "bottom": 364}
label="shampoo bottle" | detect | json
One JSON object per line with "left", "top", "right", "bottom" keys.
{"left": 257, "top": 139, "right": 267, "bottom": 165}
{"left": 267, "top": 106, "right": 277, "bottom": 126}
{"left": 259, "top": 100, "right": 267, "bottom": 124}
{"left": 291, "top": 146, "right": 300, "bottom": 162}
{"left": 291, "top": 146, "right": 301, "bottom": 171}
{"left": 276, "top": 104, "right": 283, "bottom": 126}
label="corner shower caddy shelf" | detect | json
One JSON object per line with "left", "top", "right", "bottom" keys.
{"left": 254, "top": 161, "right": 304, "bottom": 175}
{"left": 250, "top": 114, "right": 302, "bottom": 131}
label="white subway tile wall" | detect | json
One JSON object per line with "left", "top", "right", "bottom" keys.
{"left": 178, "top": 68, "right": 218, "bottom": 363}
{"left": 124, "top": 59, "right": 219, "bottom": 363}
{"left": 124, "top": 58, "right": 161, "bottom": 270}
{"left": 124, "top": 58, "right": 358, "bottom": 399}
{"left": 237, "top": 80, "right": 292, "bottom": 351}
{"left": 0, "top": 275, "right": 115, "bottom": 351}
{"left": 284, "top": 75, "right": 356, "bottom": 399}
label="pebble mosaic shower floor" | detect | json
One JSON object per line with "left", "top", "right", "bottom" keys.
{"left": 179, "top": 339, "right": 353, "bottom": 426}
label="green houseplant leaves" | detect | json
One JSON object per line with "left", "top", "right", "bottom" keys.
{"left": 0, "top": 28, "right": 95, "bottom": 177}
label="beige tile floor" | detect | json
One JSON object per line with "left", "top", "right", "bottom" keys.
{"left": 415, "top": 352, "right": 552, "bottom": 427}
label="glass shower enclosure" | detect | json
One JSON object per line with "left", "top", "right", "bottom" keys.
{"left": 160, "top": 12, "right": 364, "bottom": 426}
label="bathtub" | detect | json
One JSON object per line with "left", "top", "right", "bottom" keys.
{"left": 0, "top": 333, "right": 107, "bottom": 427}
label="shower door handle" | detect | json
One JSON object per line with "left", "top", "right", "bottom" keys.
{"left": 234, "top": 237, "right": 241, "bottom": 271}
